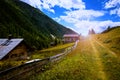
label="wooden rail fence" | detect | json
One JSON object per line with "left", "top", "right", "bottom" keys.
{"left": 0, "top": 41, "right": 78, "bottom": 80}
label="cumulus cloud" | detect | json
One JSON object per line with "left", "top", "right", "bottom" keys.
{"left": 21, "top": 0, "right": 85, "bottom": 13}
{"left": 104, "top": 0, "right": 120, "bottom": 17}
{"left": 53, "top": 17, "right": 61, "bottom": 22}
{"left": 75, "top": 20, "right": 120, "bottom": 31}
{"left": 21, "top": 0, "right": 55, "bottom": 13}
{"left": 73, "top": 20, "right": 120, "bottom": 36}
{"left": 41, "top": 0, "right": 85, "bottom": 10}
{"left": 60, "top": 10, "right": 105, "bottom": 23}
{"left": 104, "top": 0, "right": 119, "bottom": 9}
{"left": 21, "top": 0, "right": 42, "bottom": 8}
{"left": 57, "top": 9, "right": 120, "bottom": 36}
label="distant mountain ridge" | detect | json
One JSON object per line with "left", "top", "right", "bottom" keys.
{"left": 0, "top": 0, "right": 77, "bottom": 49}
{"left": 102, "top": 26, "right": 120, "bottom": 33}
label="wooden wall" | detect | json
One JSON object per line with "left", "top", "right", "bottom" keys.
{"left": 3, "top": 43, "right": 28, "bottom": 60}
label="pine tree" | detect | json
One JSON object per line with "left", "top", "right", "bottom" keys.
{"left": 107, "top": 26, "right": 110, "bottom": 30}
{"left": 88, "top": 29, "right": 95, "bottom": 35}
{"left": 91, "top": 29, "right": 95, "bottom": 34}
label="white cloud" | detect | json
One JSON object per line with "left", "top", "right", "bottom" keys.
{"left": 60, "top": 10, "right": 105, "bottom": 23}
{"left": 73, "top": 20, "right": 120, "bottom": 36}
{"left": 41, "top": 0, "right": 85, "bottom": 10}
{"left": 57, "top": 9, "right": 120, "bottom": 36}
{"left": 21, "top": 0, "right": 85, "bottom": 13}
{"left": 104, "top": 0, "right": 119, "bottom": 9}
{"left": 21, "top": 0, "right": 42, "bottom": 8}
{"left": 104, "top": 0, "right": 120, "bottom": 17}
{"left": 110, "top": 8, "right": 120, "bottom": 17}
{"left": 21, "top": 0, "right": 55, "bottom": 13}
{"left": 53, "top": 17, "right": 61, "bottom": 22}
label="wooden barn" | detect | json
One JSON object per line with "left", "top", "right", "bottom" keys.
{"left": 0, "top": 38, "right": 28, "bottom": 60}
{"left": 63, "top": 34, "right": 80, "bottom": 43}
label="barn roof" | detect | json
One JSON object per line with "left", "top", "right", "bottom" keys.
{"left": 63, "top": 34, "right": 79, "bottom": 37}
{"left": 0, "top": 39, "right": 23, "bottom": 60}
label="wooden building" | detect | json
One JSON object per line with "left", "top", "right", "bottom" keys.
{"left": 0, "top": 39, "right": 28, "bottom": 60}
{"left": 63, "top": 34, "right": 80, "bottom": 43}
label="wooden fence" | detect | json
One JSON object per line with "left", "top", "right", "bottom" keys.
{"left": 0, "top": 41, "right": 78, "bottom": 80}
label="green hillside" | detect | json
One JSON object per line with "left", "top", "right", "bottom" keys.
{"left": 0, "top": 0, "right": 76, "bottom": 50}
{"left": 95, "top": 26, "right": 120, "bottom": 55}
{"left": 30, "top": 26, "right": 120, "bottom": 80}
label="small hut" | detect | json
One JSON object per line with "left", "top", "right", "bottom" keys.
{"left": 0, "top": 38, "right": 28, "bottom": 60}
{"left": 63, "top": 34, "right": 80, "bottom": 43}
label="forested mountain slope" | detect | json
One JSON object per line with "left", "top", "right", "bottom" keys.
{"left": 0, "top": 0, "right": 76, "bottom": 50}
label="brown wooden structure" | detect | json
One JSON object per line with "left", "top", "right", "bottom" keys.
{"left": 0, "top": 39, "right": 28, "bottom": 60}
{"left": 63, "top": 34, "right": 79, "bottom": 43}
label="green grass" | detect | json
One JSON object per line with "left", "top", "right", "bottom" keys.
{"left": 0, "top": 43, "right": 74, "bottom": 72}
{"left": 30, "top": 36, "right": 120, "bottom": 80}
{"left": 94, "top": 41, "right": 120, "bottom": 80}
{"left": 0, "top": 60, "right": 26, "bottom": 71}
{"left": 94, "top": 26, "right": 120, "bottom": 56}
{"left": 40, "top": 43, "right": 74, "bottom": 52}
{"left": 31, "top": 43, "right": 74, "bottom": 59}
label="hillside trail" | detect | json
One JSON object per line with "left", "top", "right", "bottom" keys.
{"left": 77, "top": 36, "right": 120, "bottom": 80}
{"left": 89, "top": 37, "right": 107, "bottom": 80}
{"left": 93, "top": 38, "right": 117, "bottom": 57}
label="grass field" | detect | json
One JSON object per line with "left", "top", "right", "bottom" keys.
{"left": 95, "top": 27, "right": 120, "bottom": 56}
{"left": 0, "top": 60, "right": 26, "bottom": 71}
{"left": 31, "top": 43, "right": 74, "bottom": 59}
{"left": 0, "top": 43, "right": 74, "bottom": 72}
{"left": 30, "top": 33, "right": 120, "bottom": 80}
{"left": 40, "top": 43, "right": 74, "bottom": 52}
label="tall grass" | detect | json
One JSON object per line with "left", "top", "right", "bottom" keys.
{"left": 0, "top": 60, "right": 26, "bottom": 71}
{"left": 30, "top": 37, "right": 120, "bottom": 80}
{"left": 40, "top": 43, "right": 74, "bottom": 52}
{"left": 94, "top": 27, "right": 120, "bottom": 56}
{"left": 31, "top": 43, "right": 74, "bottom": 59}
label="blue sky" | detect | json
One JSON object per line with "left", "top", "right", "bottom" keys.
{"left": 21, "top": 0, "right": 120, "bottom": 36}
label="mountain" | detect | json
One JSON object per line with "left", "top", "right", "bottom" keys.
{"left": 0, "top": 0, "right": 77, "bottom": 50}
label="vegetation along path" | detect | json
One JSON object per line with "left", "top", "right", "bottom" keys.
{"left": 31, "top": 36, "right": 120, "bottom": 80}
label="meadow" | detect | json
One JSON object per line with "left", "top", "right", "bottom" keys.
{"left": 31, "top": 43, "right": 74, "bottom": 59}
{"left": 30, "top": 34, "right": 120, "bottom": 80}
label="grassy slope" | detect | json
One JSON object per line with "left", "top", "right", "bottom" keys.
{"left": 95, "top": 26, "right": 120, "bottom": 55}
{"left": 40, "top": 43, "right": 74, "bottom": 52}
{"left": 30, "top": 27, "right": 120, "bottom": 80}
{"left": 31, "top": 43, "right": 74, "bottom": 59}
